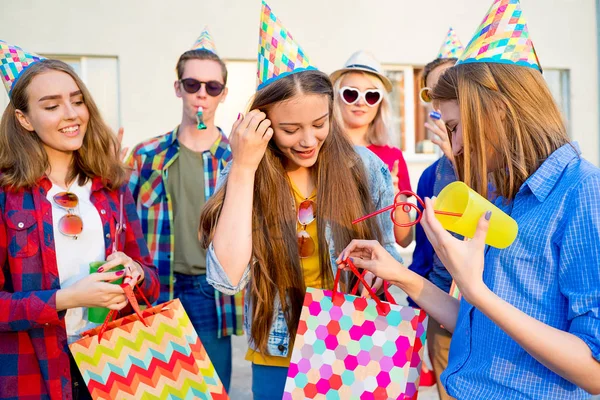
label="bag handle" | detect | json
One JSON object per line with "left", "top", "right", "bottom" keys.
{"left": 333, "top": 259, "right": 391, "bottom": 316}
{"left": 349, "top": 270, "right": 397, "bottom": 306}
{"left": 97, "top": 283, "right": 151, "bottom": 342}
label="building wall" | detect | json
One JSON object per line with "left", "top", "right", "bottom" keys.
{"left": 1, "top": 0, "right": 598, "bottom": 176}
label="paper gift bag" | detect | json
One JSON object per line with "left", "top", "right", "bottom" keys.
{"left": 283, "top": 260, "right": 428, "bottom": 400}
{"left": 69, "top": 285, "right": 229, "bottom": 400}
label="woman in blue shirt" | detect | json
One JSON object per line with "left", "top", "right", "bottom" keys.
{"left": 337, "top": 2, "right": 600, "bottom": 397}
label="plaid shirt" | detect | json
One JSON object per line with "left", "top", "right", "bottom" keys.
{"left": 0, "top": 176, "right": 159, "bottom": 399}
{"left": 127, "top": 127, "right": 243, "bottom": 337}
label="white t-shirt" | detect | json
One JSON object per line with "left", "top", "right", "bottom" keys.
{"left": 47, "top": 180, "right": 106, "bottom": 342}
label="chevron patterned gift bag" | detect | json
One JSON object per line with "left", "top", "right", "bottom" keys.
{"left": 69, "top": 294, "right": 228, "bottom": 400}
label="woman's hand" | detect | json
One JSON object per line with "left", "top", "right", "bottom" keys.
{"left": 420, "top": 196, "right": 490, "bottom": 305}
{"left": 98, "top": 252, "right": 145, "bottom": 287}
{"left": 230, "top": 110, "right": 274, "bottom": 172}
{"left": 425, "top": 112, "right": 453, "bottom": 161}
{"left": 56, "top": 271, "right": 127, "bottom": 311}
{"left": 336, "top": 240, "right": 406, "bottom": 285}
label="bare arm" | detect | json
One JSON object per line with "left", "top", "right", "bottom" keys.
{"left": 337, "top": 240, "right": 459, "bottom": 332}
{"left": 211, "top": 110, "right": 273, "bottom": 286}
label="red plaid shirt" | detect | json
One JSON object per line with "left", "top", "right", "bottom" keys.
{"left": 0, "top": 176, "right": 159, "bottom": 399}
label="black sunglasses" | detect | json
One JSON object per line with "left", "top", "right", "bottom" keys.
{"left": 179, "top": 78, "right": 225, "bottom": 96}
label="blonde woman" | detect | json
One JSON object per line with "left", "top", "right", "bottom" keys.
{"left": 331, "top": 51, "right": 413, "bottom": 247}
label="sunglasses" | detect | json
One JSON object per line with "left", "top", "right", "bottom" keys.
{"left": 53, "top": 192, "right": 83, "bottom": 239}
{"left": 297, "top": 200, "right": 316, "bottom": 258}
{"left": 419, "top": 87, "right": 432, "bottom": 104}
{"left": 179, "top": 78, "right": 225, "bottom": 96}
{"left": 339, "top": 86, "right": 383, "bottom": 107}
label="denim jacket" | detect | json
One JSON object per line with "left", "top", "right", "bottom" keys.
{"left": 206, "top": 146, "right": 403, "bottom": 357}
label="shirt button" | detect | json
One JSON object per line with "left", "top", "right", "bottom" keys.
{"left": 100, "top": 209, "right": 106, "bottom": 215}
{"left": 278, "top": 345, "right": 286, "bottom": 352}
{"left": 17, "top": 222, "right": 24, "bottom": 228}
{"left": 106, "top": 233, "right": 111, "bottom": 238}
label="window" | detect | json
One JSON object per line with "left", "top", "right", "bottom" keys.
{"left": 0, "top": 55, "right": 120, "bottom": 131}
{"left": 385, "top": 65, "right": 438, "bottom": 162}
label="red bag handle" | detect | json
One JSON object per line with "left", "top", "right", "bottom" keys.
{"left": 97, "top": 283, "right": 152, "bottom": 342}
{"left": 333, "top": 259, "right": 391, "bottom": 316}
{"left": 349, "top": 270, "right": 397, "bottom": 306}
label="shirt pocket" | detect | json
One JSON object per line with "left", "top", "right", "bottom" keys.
{"left": 6, "top": 210, "right": 40, "bottom": 258}
{"left": 139, "top": 170, "right": 164, "bottom": 208}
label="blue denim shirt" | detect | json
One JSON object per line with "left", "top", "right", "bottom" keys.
{"left": 443, "top": 143, "right": 600, "bottom": 399}
{"left": 206, "top": 146, "right": 403, "bottom": 357}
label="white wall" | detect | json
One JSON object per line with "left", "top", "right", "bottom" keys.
{"left": 1, "top": 0, "right": 598, "bottom": 173}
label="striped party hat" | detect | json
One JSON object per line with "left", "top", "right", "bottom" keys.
{"left": 457, "top": 0, "right": 541, "bottom": 72}
{"left": 191, "top": 27, "right": 218, "bottom": 55}
{"left": 1, "top": 40, "right": 45, "bottom": 96}
{"left": 256, "top": 0, "right": 316, "bottom": 90}
{"left": 437, "top": 27, "right": 464, "bottom": 59}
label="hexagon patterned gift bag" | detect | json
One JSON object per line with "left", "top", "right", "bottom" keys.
{"left": 283, "top": 260, "right": 428, "bottom": 400}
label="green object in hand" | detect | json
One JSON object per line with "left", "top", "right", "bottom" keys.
{"left": 87, "top": 261, "right": 125, "bottom": 324}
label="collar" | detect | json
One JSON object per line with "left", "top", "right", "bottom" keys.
{"left": 521, "top": 142, "right": 580, "bottom": 202}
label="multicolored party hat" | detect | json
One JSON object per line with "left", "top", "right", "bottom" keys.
{"left": 191, "top": 27, "right": 218, "bottom": 55}
{"left": 437, "top": 27, "right": 464, "bottom": 59}
{"left": 1, "top": 40, "right": 45, "bottom": 96}
{"left": 457, "top": 0, "right": 541, "bottom": 71}
{"left": 257, "top": 0, "right": 316, "bottom": 90}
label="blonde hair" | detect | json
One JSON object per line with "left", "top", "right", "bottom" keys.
{"left": 431, "top": 63, "right": 570, "bottom": 200}
{"left": 333, "top": 71, "right": 394, "bottom": 146}
{"left": 0, "top": 59, "right": 127, "bottom": 190}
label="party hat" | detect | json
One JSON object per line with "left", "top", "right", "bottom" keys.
{"left": 191, "top": 27, "right": 218, "bottom": 54}
{"left": 257, "top": 0, "right": 316, "bottom": 90}
{"left": 457, "top": 0, "right": 541, "bottom": 71}
{"left": 0, "top": 40, "right": 45, "bottom": 96}
{"left": 437, "top": 27, "right": 464, "bottom": 59}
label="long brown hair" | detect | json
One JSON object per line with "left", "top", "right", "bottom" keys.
{"left": 200, "top": 70, "right": 383, "bottom": 354}
{"left": 431, "top": 63, "right": 570, "bottom": 200}
{"left": 0, "top": 59, "right": 127, "bottom": 190}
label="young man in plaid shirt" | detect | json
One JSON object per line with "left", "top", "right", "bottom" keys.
{"left": 127, "top": 30, "right": 242, "bottom": 392}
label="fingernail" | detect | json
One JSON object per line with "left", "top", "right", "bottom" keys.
{"left": 237, "top": 113, "right": 242, "bottom": 120}
{"left": 485, "top": 211, "right": 492, "bottom": 221}
{"left": 350, "top": 257, "right": 354, "bottom": 262}
{"left": 116, "top": 270, "right": 125, "bottom": 276}
{"left": 429, "top": 111, "right": 442, "bottom": 120}
{"left": 97, "top": 267, "right": 104, "bottom": 273}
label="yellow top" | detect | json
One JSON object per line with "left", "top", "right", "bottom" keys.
{"left": 245, "top": 180, "right": 322, "bottom": 367}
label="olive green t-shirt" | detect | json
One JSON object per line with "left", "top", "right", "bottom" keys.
{"left": 166, "top": 143, "right": 207, "bottom": 275}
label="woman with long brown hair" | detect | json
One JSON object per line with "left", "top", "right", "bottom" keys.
{"left": 199, "top": 4, "right": 401, "bottom": 398}
{"left": 337, "top": 1, "right": 600, "bottom": 398}
{"left": 0, "top": 42, "right": 159, "bottom": 399}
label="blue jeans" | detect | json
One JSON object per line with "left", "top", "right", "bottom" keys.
{"left": 252, "top": 363, "right": 288, "bottom": 399}
{"left": 173, "top": 273, "right": 232, "bottom": 392}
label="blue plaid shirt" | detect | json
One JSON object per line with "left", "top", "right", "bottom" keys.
{"left": 443, "top": 143, "right": 600, "bottom": 399}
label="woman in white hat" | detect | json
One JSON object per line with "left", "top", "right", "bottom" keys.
{"left": 331, "top": 51, "right": 413, "bottom": 247}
